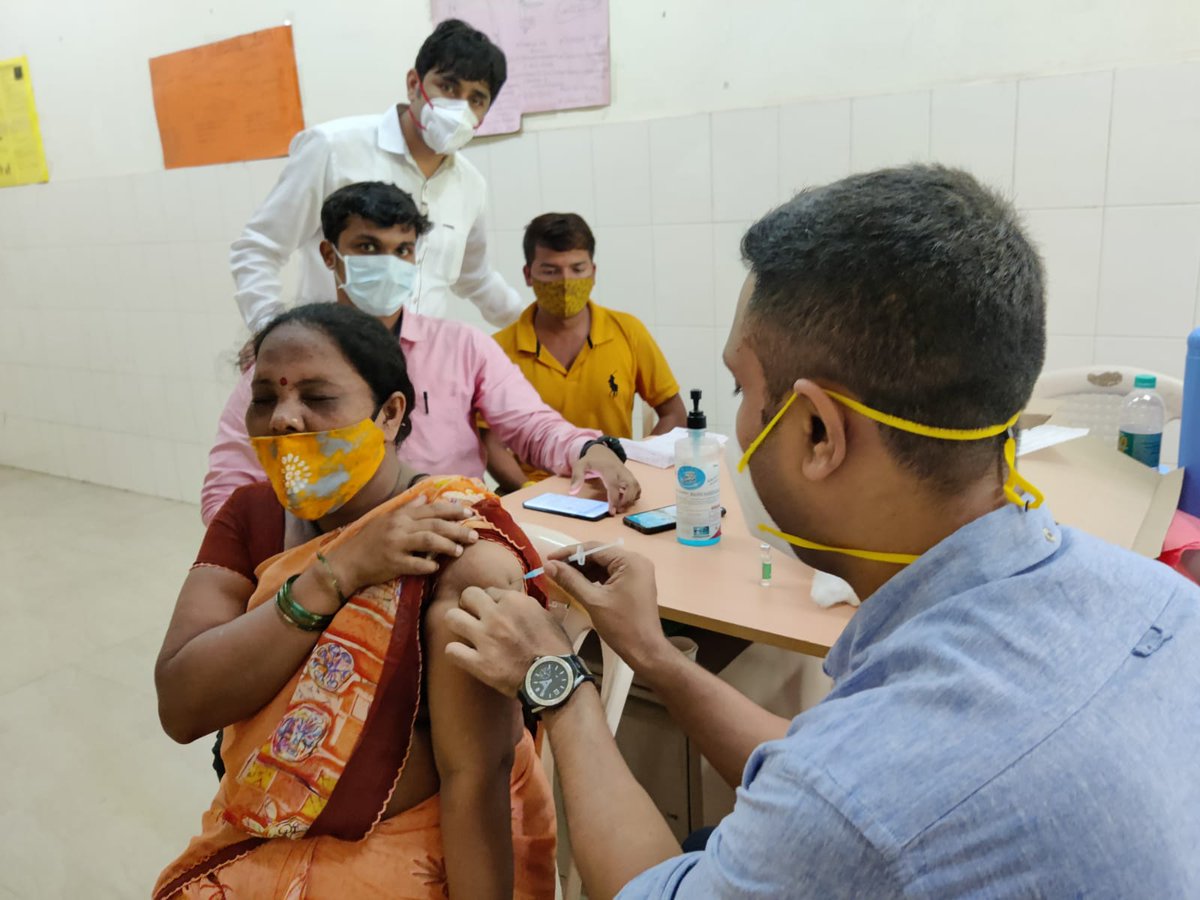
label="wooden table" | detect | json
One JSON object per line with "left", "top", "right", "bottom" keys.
{"left": 501, "top": 459, "right": 855, "bottom": 657}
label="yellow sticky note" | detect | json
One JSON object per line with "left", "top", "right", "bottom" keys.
{"left": 0, "top": 56, "right": 49, "bottom": 188}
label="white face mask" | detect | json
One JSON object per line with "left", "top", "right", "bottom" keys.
{"left": 724, "top": 438, "right": 795, "bottom": 559}
{"left": 418, "top": 85, "right": 479, "bottom": 154}
{"left": 334, "top": 250, "right": 417, "bottom": 317}
{"left": 724, "top": 432, "right": 860, "bottom": 606}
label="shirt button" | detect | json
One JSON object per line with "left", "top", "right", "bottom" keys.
{"left": 1043, "top": 527, "right": 1057, "bottom": 543}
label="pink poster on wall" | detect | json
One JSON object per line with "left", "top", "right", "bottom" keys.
{"left": 430, "top": 0, "right": 611, "bottom": 135}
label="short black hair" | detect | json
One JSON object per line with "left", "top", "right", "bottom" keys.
{"left": 523, "top": 213, "right": 596, "bottom": 266}
{"left": 253, "top": 303, "right": 416, "bottom": 445}
{"left": 741, "top": 165, "right": 1046, "bottom": 493}
{"left": 417, "top": 19, "right": 507, "bottom": 102}
{"left": 320, "top": 181, "right": 432, "bottom": 245}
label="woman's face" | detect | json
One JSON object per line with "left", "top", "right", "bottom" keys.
{"left": 246, "top": 324, "right": 378, "bottom": 438}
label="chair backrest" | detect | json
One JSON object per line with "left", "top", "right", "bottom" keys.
{"left": 1032, "top": 366, "right": 1182, "bottom": 466}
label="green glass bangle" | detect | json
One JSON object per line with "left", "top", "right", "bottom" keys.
{"left": 275, "top": 574, "right": 334, "bottom": 633}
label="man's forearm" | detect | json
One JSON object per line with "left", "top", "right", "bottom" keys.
{"left": 544, "top": 684, "right": 679, "bottom": 900}
{"left": 633, "top": 642, "right": 790, "bottom": 788}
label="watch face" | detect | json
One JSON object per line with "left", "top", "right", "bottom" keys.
{"left": 528, "top": 658, "right": 572, "bottom": 705}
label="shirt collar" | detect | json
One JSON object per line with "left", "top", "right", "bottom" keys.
{"left": 823, "top": 503, "right": 1064, "bottom": 682}
{"left": 515, "top": 301, "right": 617, "bottom": 356}
{"left": 397, "top": 310, "right": 434, "bottom": 345}
{"left": 377, "top": 106, "right": 411, "bottom": 156}
{"left": 379, "top": 104, "right": 457, "bottom": 172}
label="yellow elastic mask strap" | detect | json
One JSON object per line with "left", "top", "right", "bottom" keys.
{"left": 1002, "top": 430, "right": 1045, "bottom": 509}
{"left": 737, "top": 392, "right": 918, "bottom": 565}
{"left": 737, "top": 391, "right": 798, "bottom": 472}
{"left": 823, "top": 389, "right": 1042, "bottom": 509}
{"left": 757, "top": 523, "right": 919, "bottom": 565}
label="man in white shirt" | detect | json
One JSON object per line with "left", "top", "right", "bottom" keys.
{"left": 230, "top": 18, "right": 522, "bottom": 359}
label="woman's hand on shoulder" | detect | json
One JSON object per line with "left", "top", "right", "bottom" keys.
{"left": 327, "top": 497, "right": 480, "bottom": 593}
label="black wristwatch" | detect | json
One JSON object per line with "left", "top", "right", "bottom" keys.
{"left": 580, "top": 435, "right": 627, "bottom": 463}
{"left": 518, "top": 654, "right": 595, "bottom": 717}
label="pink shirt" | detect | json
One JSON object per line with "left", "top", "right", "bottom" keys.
{"left": 201, "top": 311, "right": 598, "bottom": 525}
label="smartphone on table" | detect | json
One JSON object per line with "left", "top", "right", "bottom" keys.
{"left": 521, "top": 492, "right": 610, "bottom": 522}
{"left": 623, "top": 504, "right": 678, "bottom": 534}
{"left": 623, "top": 504, "right": 728, "bottom": 534}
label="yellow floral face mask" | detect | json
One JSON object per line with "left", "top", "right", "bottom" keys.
{"left": 734, "top": 389, "right": 1044, "bottom": 566}
{"left": 251, "top": 418, "right": 388, "bottom": 520}
{"left": 532, "top": 276, "right": 593, "bottom": 318}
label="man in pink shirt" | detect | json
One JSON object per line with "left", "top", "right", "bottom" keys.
{"left": 202, "top": 181, "right": 641, "bottom": 525}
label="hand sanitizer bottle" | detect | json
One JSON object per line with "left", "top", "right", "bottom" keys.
{"left": 675, "top": 390, "right": 721, "bottom": 546}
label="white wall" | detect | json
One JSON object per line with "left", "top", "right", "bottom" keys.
{"left": 6, "top": 0, "right": 1200, "bottom": 180}
{"left": 2, "top": 2, "right": 1199, "bottom": 502}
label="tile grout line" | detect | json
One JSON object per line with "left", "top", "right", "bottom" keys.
{"left": 1088, "top": 69, "right": 1118, "bottom": 363}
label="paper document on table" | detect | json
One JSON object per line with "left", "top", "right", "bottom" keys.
{"left": 1016, "top": 424, "right": 1090, "bottom": 457}
{"left": 620, "top": 429, "right": 729, "bottom": 468}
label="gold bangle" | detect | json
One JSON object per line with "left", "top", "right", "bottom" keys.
{"left": 315, "top": 552, "right": 347, "bottom": 605}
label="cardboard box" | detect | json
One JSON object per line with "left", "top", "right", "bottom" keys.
{"left": 1017, "top": 436, "right": 1182, "bottom": 557}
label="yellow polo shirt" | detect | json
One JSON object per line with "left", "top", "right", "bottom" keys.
{"left": 491, "top": 301, "right": 680, "bottom": 478}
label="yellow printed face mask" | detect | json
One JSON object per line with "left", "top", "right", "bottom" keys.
{"left": 251, "top": 418, "right": 388, "bottom": 520}
{"left": 732, "top": 389, "right": 1044, "bottom": 567}
{"left": 532, "top": 276, "right": 593, "bottom": 318}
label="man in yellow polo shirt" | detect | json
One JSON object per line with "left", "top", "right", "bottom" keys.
{"left": 484, "top": 212, "right": 686, "bottom": 490}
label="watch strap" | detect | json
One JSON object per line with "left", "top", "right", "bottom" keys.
{"left": 580, "top": 435, "right": 627, "bottom": 464}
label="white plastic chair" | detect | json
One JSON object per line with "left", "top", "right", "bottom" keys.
{"left": 519, "top": 521, "right": 636, "bottom": 900}
{"left": 1032, "top": 366, "right": 1182, "bottom": 467}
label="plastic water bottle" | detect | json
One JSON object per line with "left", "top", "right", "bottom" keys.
{"left": 1118, "top": 374, "right": 1165, "bottom": 468}
{"left": 675, "top": 390, "right": 721, "bottom": 546}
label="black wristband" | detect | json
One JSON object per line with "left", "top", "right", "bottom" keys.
{"left": 580, "top": 435, "right": 627, "bottom": 463}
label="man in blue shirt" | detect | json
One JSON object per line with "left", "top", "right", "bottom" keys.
{"left": 442, "top": 165, "right": 1200, "bottom": 898}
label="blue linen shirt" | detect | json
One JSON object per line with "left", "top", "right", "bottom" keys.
{"left": 621, "top": 504, "right": 1200, "bottom": 898}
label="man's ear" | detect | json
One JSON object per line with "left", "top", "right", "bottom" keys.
{"left": 522, "top": 265, "right": 533, "bottom": 288}
{"left": 319, "top": 240, "right": 337, "bottom": 271}
{"left": 793, "top": 379, "right": 848, "bottom": 481}
{"left": 376, "top": 392, "right": 408, "bottom": 442}
{"left": 405, "top": 69, "right": 421, "bottom": 105}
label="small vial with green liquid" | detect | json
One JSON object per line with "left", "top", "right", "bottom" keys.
{"left": 760, "top": 542, "right": 772, "bottom": 587}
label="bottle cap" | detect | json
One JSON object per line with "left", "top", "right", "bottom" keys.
{"left": 1133, "top": 374, "right": 1157, "bottom": 389}
{"left": 687, "top": 389, "right": 707, "bottom": 430}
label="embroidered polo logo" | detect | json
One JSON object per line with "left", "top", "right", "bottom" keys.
{"left": 609, "top": 374, "right": 618, "bottom": 398}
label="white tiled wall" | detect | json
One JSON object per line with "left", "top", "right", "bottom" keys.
{"left": 3, "top": 59, "right": 1200, "bottom": 502}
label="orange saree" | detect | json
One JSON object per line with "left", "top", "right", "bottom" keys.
{"left": 154, "top": 476, "right": 557, "bottom": 899}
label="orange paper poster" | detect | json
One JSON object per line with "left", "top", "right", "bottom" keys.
{"left": 149, "top": 25, "right": 305, "bottom": 169}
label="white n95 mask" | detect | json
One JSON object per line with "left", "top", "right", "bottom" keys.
{"left": 418, "top": 84, "right": 478, "bottom": 154}
{"left": 335, "top": 250, "right": 417, "bottom": 317}
{"left": 724, "top": 437, "right": 794, "bottom": 561}
{"left": 724, "top": 436, "right": 860, "bottom": 607}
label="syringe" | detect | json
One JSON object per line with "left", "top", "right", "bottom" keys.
{"left": 524, "top": 538, "right": 625, "bottom": 580}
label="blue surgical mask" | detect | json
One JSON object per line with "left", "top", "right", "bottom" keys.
{"left": 334, "top": 249, "right": 417, "bottom": 317}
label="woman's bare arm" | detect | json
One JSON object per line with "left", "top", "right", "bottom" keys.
{"left": 154, "top": 564, "right": 341, "bottom": 743}
{"left": 426, "top": 539, "right": 527, "bottom": 900}
{"left": 155, "top": 501, "right": 479, "bottom": 744}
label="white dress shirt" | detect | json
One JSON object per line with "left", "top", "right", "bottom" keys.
{"left": 229, "top": 106, "right": 522, "bottom": 333}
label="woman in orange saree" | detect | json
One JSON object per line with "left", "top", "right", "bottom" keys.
{"left": 153, "top": 304, "right": 556, "bottom": 899}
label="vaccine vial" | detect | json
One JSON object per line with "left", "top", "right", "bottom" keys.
{"left": 760, "top": 542, "right": 772, "bottom": 587}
